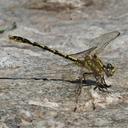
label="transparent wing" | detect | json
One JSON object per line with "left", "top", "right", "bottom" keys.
{"left": 88, "top": 31, "right": 120, "bottom": 54}
{"left": 69, "top": 31, "right": 120, "bottom": 60}
{"left": 69, "top": 46, "right": 97, "bottom": 60}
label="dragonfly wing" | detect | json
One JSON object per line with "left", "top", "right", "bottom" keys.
{"left": 69, "top": 46, "right": 97, "bottom": 60}
{"left": 89, "top": 31, "right": 120, "bottom": 54}
{"left": 69, "top": 31, "right": 120, "bottom": 60}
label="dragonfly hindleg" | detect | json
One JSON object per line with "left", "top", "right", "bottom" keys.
{"left": 75, "top": 76, "right": 83, "bottom": 102}
{"left": 74, "top": 76, "right": 83, "bottom": 112}
{"left": 83, "top": 72, "right": 93, "bottom": 81}
{"left": 74, "top": 72, "right": 93, "bottom": 112}
{"left": 75, "top": 72, "right": 93, "bottom": 98}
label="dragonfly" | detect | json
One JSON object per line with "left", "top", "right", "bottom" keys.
{"left": 9, "top": 31, "right": 120, "bottom": 94}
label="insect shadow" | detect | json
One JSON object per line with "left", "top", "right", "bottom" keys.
{"left": 0, "top": 77, "right": 96, "bottom": 87}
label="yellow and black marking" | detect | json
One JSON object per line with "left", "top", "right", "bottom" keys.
{"left": 9, "top": 35, "right": 79, "bottom": 63}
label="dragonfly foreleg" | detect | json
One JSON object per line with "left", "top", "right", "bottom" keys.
{"left": 94, "top": 75, "right": 111, "bottom": 92}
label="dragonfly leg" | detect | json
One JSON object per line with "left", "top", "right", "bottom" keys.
{"left": 75, "top": 72, "right": 93, "bottom": 100}
{"left": 83, "top": 72, "right": 93, "bottom": 81}
{"left": 94, "top": 75, "right": 111, "bottom": 92}
{"left": 74, "top": 76, "right": 83, "bottom": 112}
{"left": 74, "top": 72, "right": 93, "bottom": 112}
{"left": 101, "top": 76, "right": 111, "bottom": 88}
{"left": 75, "top": 77, "right": 83, "bottom": 102}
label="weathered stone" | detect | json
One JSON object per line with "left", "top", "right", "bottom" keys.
{"left": 0, "top": 0, "right": 128, "bottom": 128}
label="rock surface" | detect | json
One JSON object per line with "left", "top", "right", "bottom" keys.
{"left": 0, "top": 0, "right": 128, "bottom": 128}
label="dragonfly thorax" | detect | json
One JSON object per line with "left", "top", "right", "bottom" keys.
{"left": 83, "top": 54, "right": 105, "bottom": 75}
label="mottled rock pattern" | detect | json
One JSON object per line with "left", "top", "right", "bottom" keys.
{"left": 0, "top": 0, "right": 128, "bottom": 128}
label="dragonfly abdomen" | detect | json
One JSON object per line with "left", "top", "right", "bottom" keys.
{"left": 9, "top": 35, "right": 79, "bottom": 63}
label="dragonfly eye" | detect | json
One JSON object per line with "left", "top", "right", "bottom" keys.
{"left": 104, "top": 63, "right": 115, "bottom": 77}
{"left": 107, "top": 63, "right": 113, "bottom": 69}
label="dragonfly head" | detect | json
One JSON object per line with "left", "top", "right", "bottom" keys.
{"left": 104, "top": 63, "right": 115, "bottom": 77}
